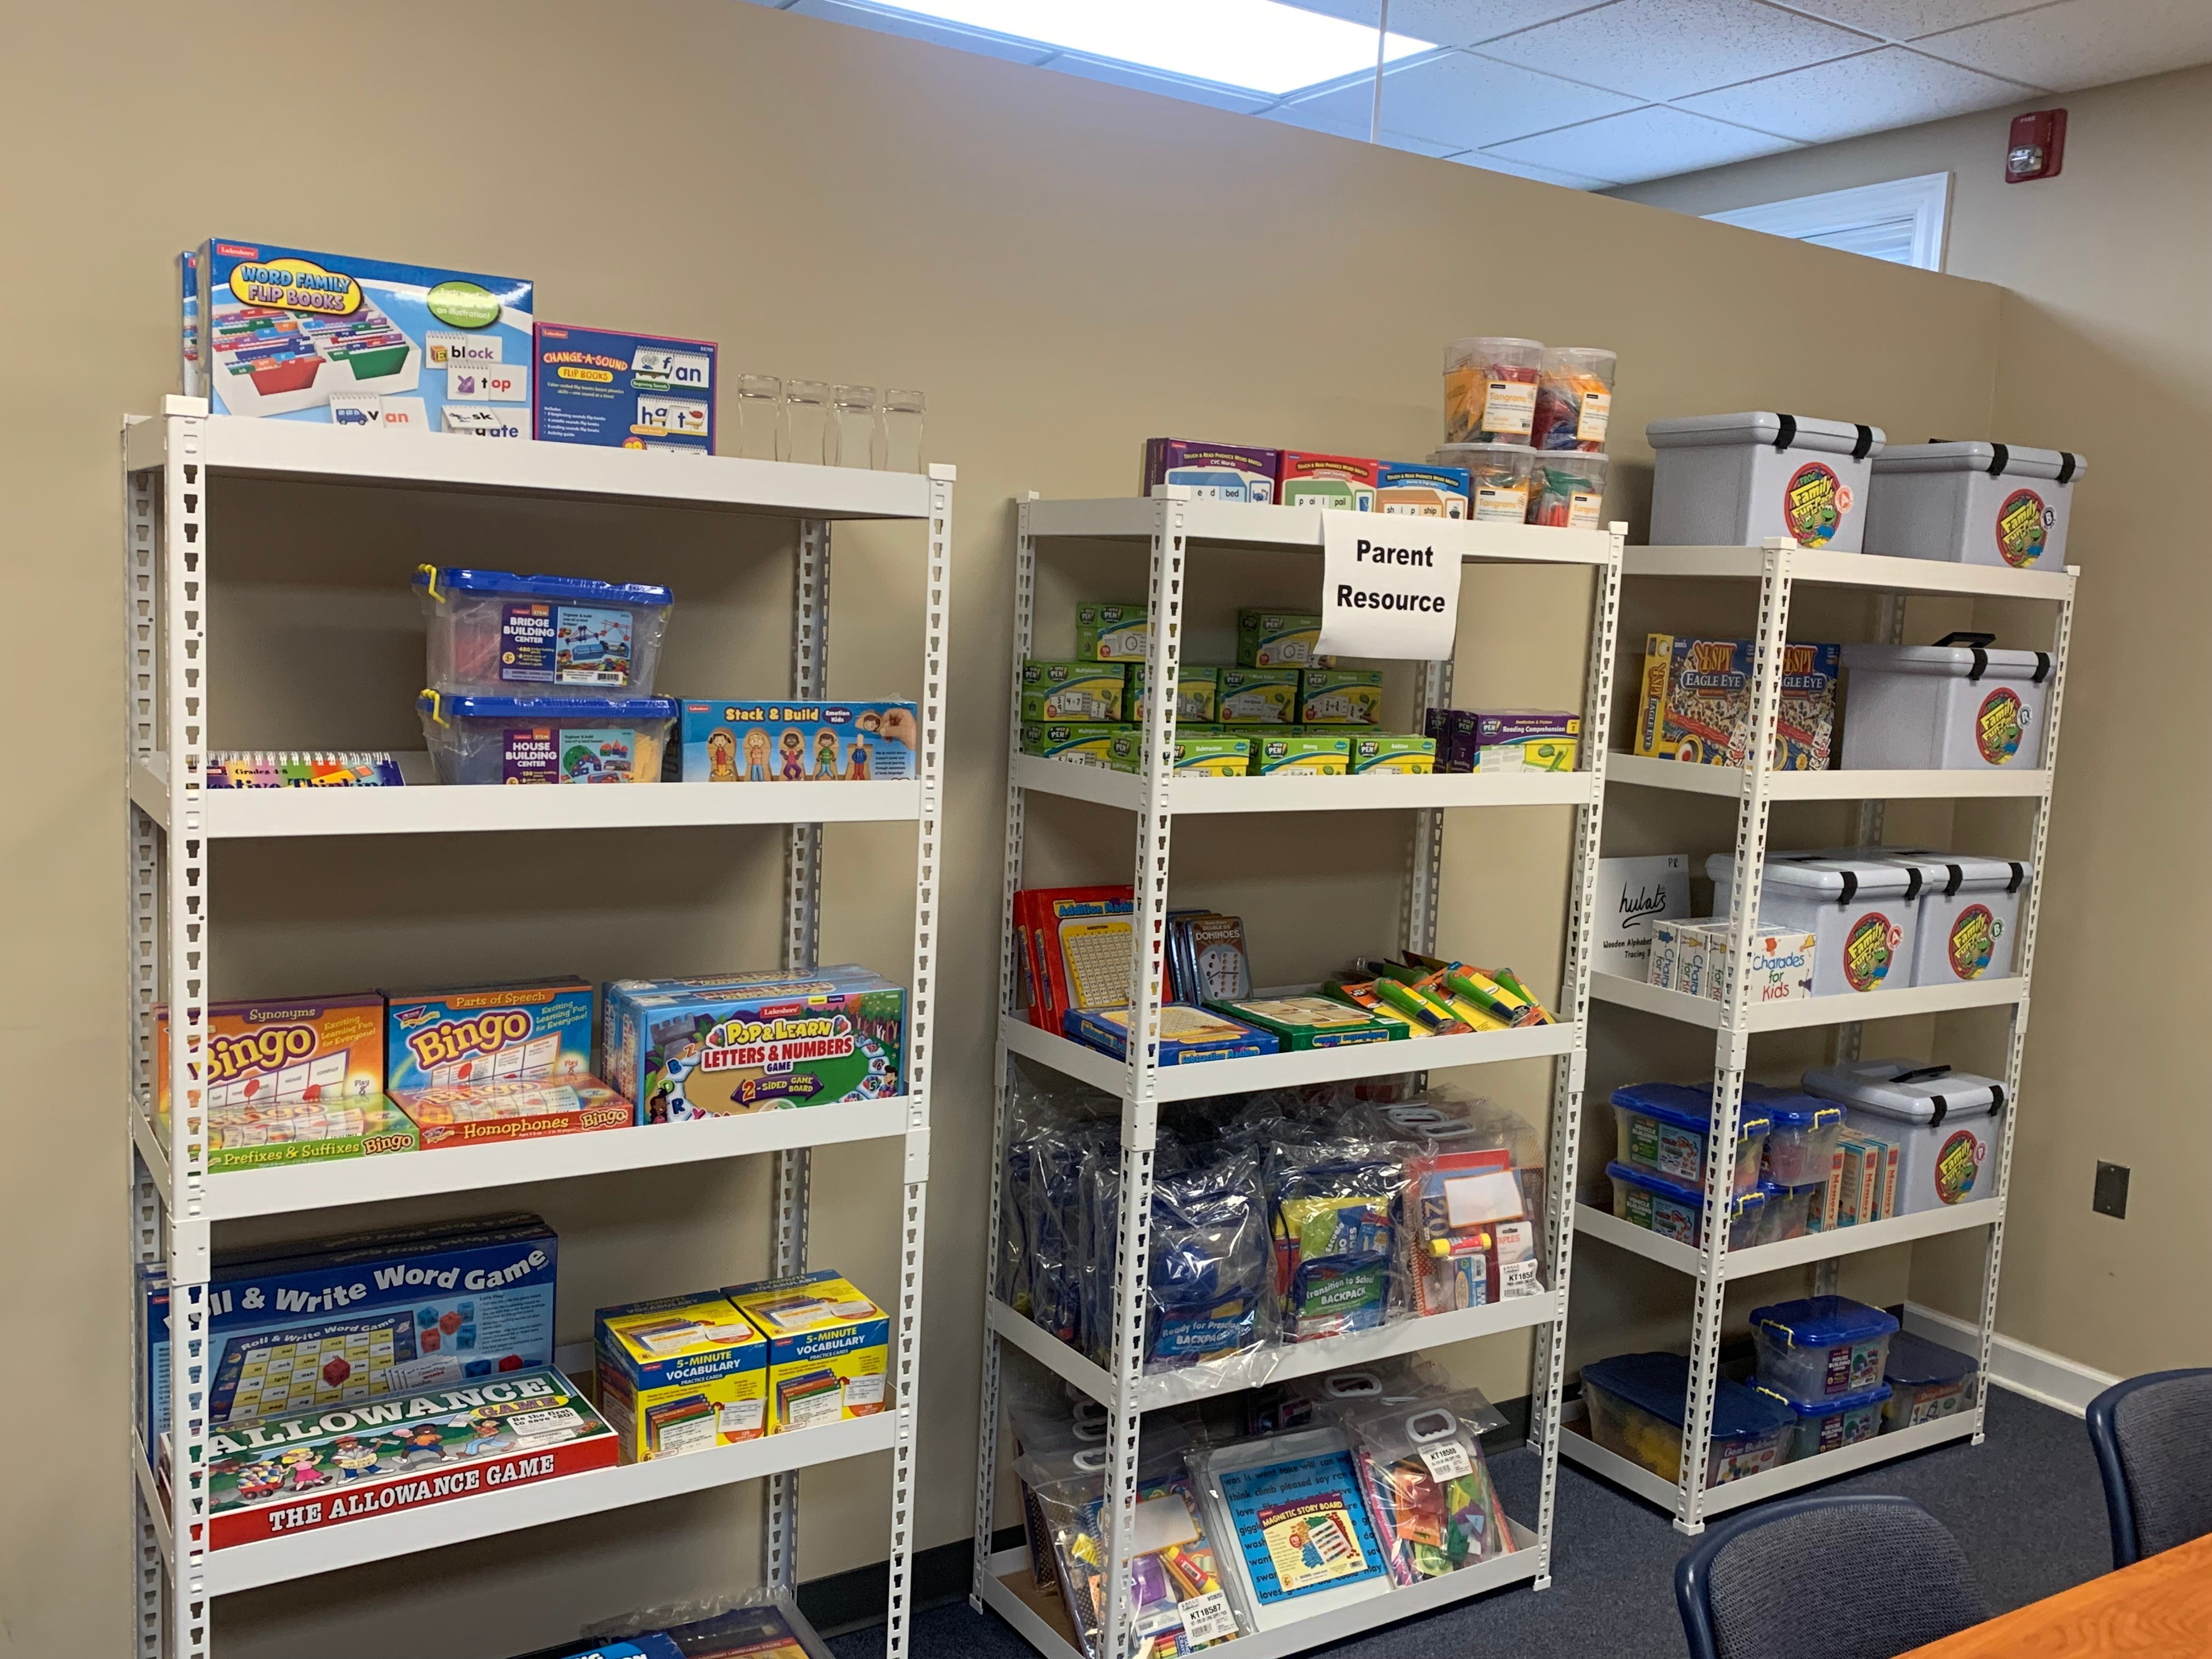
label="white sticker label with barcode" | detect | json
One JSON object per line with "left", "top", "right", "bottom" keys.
{"left": 1178, "top": 1590, "right": 1238, "bottom": 1646}
{"left": 1419, "top": 1441, "right": 1475, "bottom": 1482}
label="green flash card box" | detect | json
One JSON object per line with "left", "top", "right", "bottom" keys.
{"left": 727, "top": 1271, "right": 890, "bottom": 1431}
{"left": 603, "top": 967, "right": 906, "bottom": 1121}
{"left": 1299, "top": 670, "right": 1383, "bottom": 725}
{"left": 1021, "top": 660, "right": 1127, "bottom": 723}
{"left": 1129, "top": 663, "right": 1219, "bottom": 724}
{"left": 1023, "top": 721, "right": 1133, "bottom": 769}
{"left": 1076, "top": 602, "right": 1149, "bottom": 661}
{"left": 1217, "top": 668, "right": 1301, "bottom": 724}
{"left": 1251, "top": 732, "right": 1351, "bottom": 775}
{"left": 596, "top": 1292, "right": 768, "bottom": 1460}
{"left": 1209, "top": 996, "right": 1402, "bottom": 1049}
{"left": 1237, "top": 610, "right": 1334, "bottom": 669}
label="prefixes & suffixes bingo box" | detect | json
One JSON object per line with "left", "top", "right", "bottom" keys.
{"left": 534, "top": 323, "right": 716, "bottom": 452}
{"left": 604, "top": 967, "right": 907, "bottom": 1119}
{"left": 385, "top": 977, "right": 594, "bottom": 1094}
{"left": 156, "top": 992, "right": 384, "bottom": 1118}
{"left": 596, "top": 1293, "right": 768, "bottom": 1460}
{"left": 194, "top": 238, "right": 532, "bottom": 434}
{"left": 725, "top": 1271, "right": 889, "bottom": 1430}
{"left": 680, "top": 701, "right": 917, "bottom": 783}
{"left": 143, "top": 1214, "right": 558, "bottom": 1448}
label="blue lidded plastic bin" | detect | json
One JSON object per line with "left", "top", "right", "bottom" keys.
{"left": 416, "top": 691, "right": 678, "bottom": 785}
{"left": 1606, "top": 1162, "right": 1764, "bottom": 1251}
{"left": 1754, "top": 1379, "right": 1892, "bottom": 1460}
{"left": 1752, "top": 1178, "right": 1824, "bottom": 1246}
{"left": 1759, "top": 1093, "right": 1846, "bottom": 1184}
{"left": 416, "top": 566, "right": 675, "bottom": 697}
{"left": 1881, "top": 1329, "right": 1979, "bottom": 1431}
{"left": 1610, "top": 1082, "right": 1773, "bottom": 1195}
{"left": 1581, "top": 1351, "right": 1794, "bottom": 1488}
{"left": 1751, "top": 1295, "right": 1899, "bottom": 1400}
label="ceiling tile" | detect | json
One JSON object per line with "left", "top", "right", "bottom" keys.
{"left": 1454, "top": 150, "right": 1620, "bottom": 189}
{"left": 787, "top": 0, "right": 1053, "bottom": 64}
{"left": 1679, "top": 44, "right": 2032, "bottom": 142}
{"left": 1043, "top": 53, "right": 1274, "bottom": 112}
{"left": 1915, "top": 0, "right": 2212, "bottom": 89}
{"left": 1773, "top": 0, "right": 2057, "bottom": 40}
{"left": 1476, "top": 0, "right": 1876, "bottom": 100}
{"left": 1278, "top": 1, "right": 1614, "bottom": 48}
{"left": 1279, "top": 48, "right": 1640, "bottom": 149}
{"left": 1261, "top": 102, "right": 1468, "bottom": 155}
{"left": 1483, "top": 104, "right": 1801, "bottom": 182}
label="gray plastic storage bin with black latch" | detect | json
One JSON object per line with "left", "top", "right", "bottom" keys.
{"left": 1646, "top": 412, "right": 1885, "bottom": 552}
{"left": 1863, "top": 440, "right": 2085, "bottom": 569}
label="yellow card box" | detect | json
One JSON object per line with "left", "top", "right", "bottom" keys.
{"left": 595, "top": 1292, "right": 767, "bottom": 1461}
{"left": 727, "top": 1269, "right": 890, "bottom": 1432}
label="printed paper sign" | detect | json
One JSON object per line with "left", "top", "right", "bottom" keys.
{"left": 1316, "top": 514, "right": 1458, "bottom": 661}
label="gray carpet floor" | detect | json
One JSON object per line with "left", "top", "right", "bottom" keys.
{"left": 836, "top": 1388, "right": 2111, "bottom": 1659}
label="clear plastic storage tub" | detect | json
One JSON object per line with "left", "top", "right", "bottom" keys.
{"left": 1755, "top": 1380, "right": 1891, "bottom": 1460}
{"left": 1581, "top": 1352, "right": 1794, "bottom": 1488}
{"left": 1527, "top": 452, "right": 1609, "bottom": 529}
{"left": 1610, "top": 1082, "right": 1770, "bottom": 1195}
{"left": 1431, "top": 443, "right": 1532, "bottom": 522}
{"left": 1751, "top": 1296, "right": 1898, "bottom": 1400}
{"left": 1752, "top": 1179, "right": 1822, "bottom": 1246}
{"left": 1531, "top": 347, "right": 1615, "bottom": 452}
{"left": 1880, "top": 1330, "right": 1979, "bottom": 1431}
{"left": 416, "top": 692, "right": 676, "bottom": 785}
{"left": 1443, "top": 338, "right": 1543, "bottom": 445}
{"left": 1758, "top": 1094, "right": 1844, "bottom": 1185}
{"left": 1606, "top": 1161, "right": 1764, "bottom": 1250}
{"left": 416, "top": 566, "right": 675, "bottom": 697}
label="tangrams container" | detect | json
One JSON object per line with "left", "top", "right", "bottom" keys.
{"left": 1865, "top": 442, "right": 2085, "bottom": 569}
{"left": 1751, "top": 1295, "right": 1898, "bottom": 1401}
{"left": 1606, "top": 1161, "right": 1765, "bottom": 1251}
{"left": 1581, "top": 1352, "right": 1795, "bottom": 1488}
{"left": 417, "top": 566, "right": 674, "bottom": 698}
{"left": 1707, "top": 854, "right": 1921, "bottom": 997}
{"left": 1839, "top": 634, "right": 2051, "bottom": 770}
{"left": 1610, "top": 1082, "right": 1770, "bottom": 1196}
{"left": 416, "top": 692, "right": 676, "bottom": 785}
{"left": 1880, "top": 1330, "right": 1979, "bottom": 1431}
{"left": 1432, "top": 443, "right": 1532, "bottom": 522}
{"left": 1801, "top": 1058, "right": 2005, "bottom": 1215}
{"left": 1443, "top": 337, "right": 1543, "bottom": 445}
{"left": 1647, "top": 413, "right": 1884, "bottom": 552}
{"left": 1754, "top": 1380, "right": 1891, "bottom": 1460}
{"left": 1881, "top": 854, "right": 2033, "bottom": 983}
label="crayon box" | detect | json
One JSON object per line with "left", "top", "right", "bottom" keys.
{"left": 196, "top": 238, "right": 532, "bottom": 434}
{"left": 534, "top": 323, "right": 715, "bottom": 452}
{"left": 385, "top": 977, "right": 594, "bottom": 1094}
{"left": 726, "top": 1271, "right": 890, "bottom": 1431}
{"left": 596, "top": 1292, "right": 769, "bottom": 1459}
{"left": 680, "top": 701, "right": 917, "bottom": 783}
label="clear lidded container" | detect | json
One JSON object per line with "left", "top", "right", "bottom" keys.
{"left": 1443, "top": 336, "right": 1543, "bottom": 445}
{"left": 1531, "top": 346, "right": 1616, "bottom": 452}
{"left": 1431, "top": 442, "right": 1532, "bottom": 523}
{"left": 415, "top": 566, "right": 674, "bottom": 698}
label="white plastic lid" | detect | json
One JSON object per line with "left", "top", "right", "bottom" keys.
{"left": 1870, "top": 441, "right": 2085, "bottom": 483}
{"left": 1646, "top": 413, "right": 1886, "bottom": 459}
{"left": 1446, "top": 336, "right": 1543, "bottom": 368}
{"left": 1801, "top": 1058, "right": 2005, "bottom": 1124}
{"left": 1704, "top": 853, "right": 1918, "bottom": 900}
{"left": 1874, "top": 853, "right": 2033, "bottom": 897}
{"left": 1841, "top": 642, "right": 2053, "bottom": 681}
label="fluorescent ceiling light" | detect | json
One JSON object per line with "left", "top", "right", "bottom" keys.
{"left": 870, "top": 0, "right": 1435, "bottom": 96}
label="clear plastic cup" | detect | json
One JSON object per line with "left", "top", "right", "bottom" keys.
{"left": 1532, "top": 346, "right": 1616, "bottom": 452}
{"left": 830, "top": 385, "right": 880, "bottom": 469}
{"left": 1444, "top": 337, "right": 1543, "bottom": 445}
{"left": 1527, "top": 452, "right": 1609, "bottom": 529}
{"left": 781, "top": 380, "right": 831, "bottom": 466}
{"left": 1431, "top": 443, "right": 1531, "bottom": 522}
{"left": 881, "top": 388, "right": 925, "bottom": 472}
{"left": 733, "top": 373, "right": 781, "bottom": 462}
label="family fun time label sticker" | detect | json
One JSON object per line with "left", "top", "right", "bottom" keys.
{"left": 1782, "top": 461, "right": 1849, "bottom": 547}
{"left": 1316, "top": 516, "right": 1459, "bottom": 661}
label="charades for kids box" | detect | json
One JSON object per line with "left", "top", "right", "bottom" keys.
{"left": 535, "top": 323, "right": 716, "bottom": 452}
{"left": 142, "top": 1214, "right": 557, "bottom": 1449}
{"left": 194, "top": 238, "right": 532, "bottom": 435}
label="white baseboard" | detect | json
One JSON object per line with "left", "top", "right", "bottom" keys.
{"left": 1903, "top": 1301, "right": 2120, "bottom": 1419}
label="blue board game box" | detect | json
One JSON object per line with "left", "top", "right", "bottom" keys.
{"left": 534, "top": 323, "right": 716, "bottom": 452}
{"left": 142, "top": 1213, "right": 557, "bottom": 1451}
{"left": 194, "top": 237, "right": 532, "bottom": 435}
{"left": 679, "top": 701, "right": 917, "bottom": 782}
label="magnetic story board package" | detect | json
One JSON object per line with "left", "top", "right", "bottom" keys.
{"left": 143, "top": 1214, "right": 557, "bottom": 1448}
{"left": 196, "top": 238, "right": 532, "bottom": 434}
{"left": 597, "top": 1291, "right": 769, "bottom": 1459}
{"left": 725, "top": 1270, "right": 889, "bottom": 1431}
{"left": 196, "top": 1367, "right": 615, "bottom": 1548}
{"left": 603, "top": 967, "right": 907, "bottom": 1119}
{"left": 680, "top": 701, "right": 917, "bottom": 782}
{"left": 534, "top": 322, "right": 715, "bottom": 452}
{"left": 384, "top": 976, "right": 594, "bottom": 1095}
{"left": 1199, "top": 1428, "right": 1391, "bottom": 1628}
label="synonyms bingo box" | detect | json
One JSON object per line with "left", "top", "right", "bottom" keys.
{"left": 534, "top": 323, "right": 716, "bottom": 453}
{"left": 385, "top": 977, "right": 594, "bottom": 1094}
{"left": 604, "top": 967, "right": 907, "bottom": 1119}
{"left": 596, "top": 1292, "right": 768, "bottom": 1459}
{"left": 156, "top": 992, "right": 383, "bottom": 1118}
{"left": 143, "top": 1214, "right": 557, "bottom": 1447}
{"left": 727, "top": 1270, "right": 889, "bottom": 1431}
{"left": 195, "top": 237, "right": 532, "bottom": 435}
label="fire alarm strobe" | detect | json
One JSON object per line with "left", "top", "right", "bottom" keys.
{"left": 2007, "top": 109, "right": 2066, "bottom": 183}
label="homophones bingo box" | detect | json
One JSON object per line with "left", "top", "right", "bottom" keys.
{"left": 195, "top": 238, "right": 532, "bottom": 434}
{"left": 726, "top": 1271, "right": 890, "bottom": 1430}
{"left": 680, "top": 701, "right": 917, "bottom": 782}
{"left": 143, "top": 1214, "right": 558, "bottom": 1448}
{"left": 534, "top": 323, "right": 715, "bottom": 452}
{"left": 604, "top": 968, "right": 907, "bottom": 1118}
{"left": 596, "top": 1293, "right": 769, "bottom": 1459}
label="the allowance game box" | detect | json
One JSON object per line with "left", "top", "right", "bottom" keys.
{"left": 193, "top": 237, "right": 532, "bottom": 435}
{"left": 197, "top": 1368, "right": 614, "bottom": 1548}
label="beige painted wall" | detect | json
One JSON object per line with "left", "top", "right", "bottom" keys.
{"left": 0, "top": 3, "right": 2026, "bottom": 1653}
{"left": 1616, "top": 65, "right": 2212, "bottom": 1382}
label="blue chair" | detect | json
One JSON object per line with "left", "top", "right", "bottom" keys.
{"left": 2086, "top": 1368, "right": 2212, "bottom": 1567}
{"left": 1675, "top": 1494, "right": 1987, "bottom": 1659}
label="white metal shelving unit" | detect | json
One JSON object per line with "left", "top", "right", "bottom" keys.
{"left": 123, "top": 398, "right": 953, "bottom": 1658}
{"left": 1561, "top": 538, "right": 2076, "bottom": 1532}
{"left": 969, "top": 492, "right": 1625, "bottom": 1659}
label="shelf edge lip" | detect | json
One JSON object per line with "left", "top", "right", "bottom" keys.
{"left": 1604, "top": 753, "right": 2053, "bottom": 802}
{"left": 201, "top": 1412, "right": 899, "bottom": 1595}
{"left": 1697, "top": 1410, "right": 1982, "bottom": 1515}
{"left": 1622, "top": 543, "right": 2074, "bottom": 599}
{"left": 1023, "top": 497, "right": 1613, "bottom": 565}
{"left": 1010, "top": 753, "right": 1593, "bottom": 814}
{"left": 1574, "top": 1199, "right": 2001, "bottom": 1278}
{"left": 1590, "top": 970, "right": 2027, "bottom": 1032}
